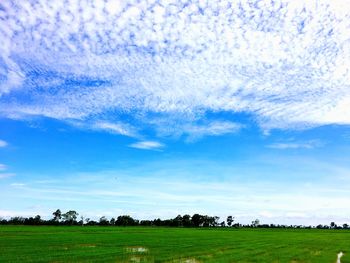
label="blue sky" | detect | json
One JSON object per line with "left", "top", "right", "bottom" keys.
{"left": 0, "top": 0, "right": 350, "bottom": 225}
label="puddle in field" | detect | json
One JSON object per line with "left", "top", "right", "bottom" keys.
{"left": 337, "top": 252, "right": 344, "bottom": 263}
{"left": 126, "top": 246, "right": 149, "bottom": 253}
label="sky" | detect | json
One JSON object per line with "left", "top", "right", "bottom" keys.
{"left": 0, "top": 0, "right": 350, "bottom": 225}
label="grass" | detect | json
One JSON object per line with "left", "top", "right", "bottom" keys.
{"left": 0, "top": 226, "right": 349, "bottom": 262}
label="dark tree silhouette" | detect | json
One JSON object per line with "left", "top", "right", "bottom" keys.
{"left": 191, "top": 214, "right": 203, "bottom": 227}
{"left": 182, "top": 214, "right": 192, "bottom": 227}
{"left": 173, "top": 215, "right": 183, "bottom": 227}
{"left": 0, "top": 209, "right": 348, "bottom": 230}
{"left": 62, "top": 210, "right": 79, "bottom": 225}
{"left": 99, "top": 216, "right": 109, "bottom": 226}
{"left": 227, "top": 216, "right": 234, "bottom": 227}
{"left": 252, "top": 219, "right": 260, "bottom": 227}
{"left": 52, "top": 209, "right": 62, "bottom": 222}
{"left": 116, "top": 215, "right": 137, "bottom": 226}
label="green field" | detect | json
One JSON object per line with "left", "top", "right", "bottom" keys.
{"left": 0, "top": 226, "right": 349, "bottom": 262}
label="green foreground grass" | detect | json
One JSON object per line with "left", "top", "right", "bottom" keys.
{"left": 0, "top": 226, "right": 349, "bottom": 262}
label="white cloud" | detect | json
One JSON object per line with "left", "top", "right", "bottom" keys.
{"left": 150, "top": 118, "right": 242, "bottom": 140}
{"left": 129, "top": 141, "right": 164, "bottom": 150}
{"left": 267, "top": 140, "right": 322, "bottom": 150}
{"left": 0, "top": 164, "right": 6, "bottom": 171}
{"left": 92, "top": 121, "right": 136, "bottom": 137}
{"left": 0, "top": 140, "right": 8, "bottom": 147}
{"left": 0, "top": 0, "right": 349, "bottom": 135}
{"left": 184, "top": 121, "right": 243, "bottom": 141}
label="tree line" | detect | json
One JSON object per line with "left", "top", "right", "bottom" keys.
{"left": 0, "top": 209, "right": 348, "bottom": 229}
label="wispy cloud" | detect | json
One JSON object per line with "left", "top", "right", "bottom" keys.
{"left": 0, "top": 0, "right": 349, "bottom": 137}
{"left": 10, "top": 183, "right": 26, "bottom": 187}
{"left": 129, "top": 141, "right": 164, "bottom": 150}
{"left": 0, "top": 140, "right": 8, "bottom": 147}
{"left": 92, "top": 121, "right": 136, "bottom": 137}
{"left": 0, "top": 173, "right": 15, "bottom": 179}
{"left": 267, "top": 140, "right": 322, "bottom": 150}
{"left": 68, "top": 119, "right": 137, "bottom": 137}
{"left": 150, "top": 118, "right": 243, "bottom": 140}
{"left": 184, "top": 121, "right": 243, "bottom": 141}
{"left": 3, "top": 166, "right": 350, "bottom": 224}
{"left": 0, "top": 164, "right": 7, "bottom": 171}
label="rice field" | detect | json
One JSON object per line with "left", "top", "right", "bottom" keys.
{"left": 0, "top": 226, "right": 349, "bottom": 262}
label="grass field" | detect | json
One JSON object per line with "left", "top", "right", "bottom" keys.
{"left": 0, "top": 226, "right": 349, "bottom": 262}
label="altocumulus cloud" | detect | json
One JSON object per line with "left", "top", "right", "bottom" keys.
{"left": 0, "top": 0, "right": 349, "bottom": 136}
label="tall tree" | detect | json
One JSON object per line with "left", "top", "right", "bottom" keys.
{"left": 62, "top": 210, "right": 79, "bottom": 225}
{"left": 192, "top": 214, "right": 203, "bottom": 227}
{"left": 330, "top": 222, "right": 337, "bottom": 229}
{"left": 227, "top": 216, "right": 234, "bottom": 227}
{"left": 99, "top": 216, "right": 109, "bottom": 226}
{"left": 252, "top": 219, "right": 260, "bottom": 227}
{"left": 173, "top": 215, "right": 183, "bottom": 227}
{"left": 116, "top": 215, "right": 136, "bottom": 226}
{"left": 52, "top": 209, "right": 62, "bottom": 222}
{"left": 182, "top": 214, "right": 192, "bottom": 227}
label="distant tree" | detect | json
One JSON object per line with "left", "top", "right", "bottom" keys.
{"left": 220, "top": 221, "right": 226, "bottom": 227}
{"left": 212, "top": 216, "right": 220, "bottom": 227}
{"left": 343, "top": 223, "right": 349, "bottom": 229}
{"left": 163, "top": 219, "right": 172, "bottom": 226}
{"left": 79, "top": 216, "right": 84, "bottom": 226}
{"left": 9, "top": 217, "right": 25, "bottom": 225}
{"left": 52, "top": 209, "right": 62, "bottom": 222}
{"left": 232, "top": 223, "right": 241, "bottom": 228}
{"left": 99, "top": 216, "right": 109, "bottom": 226}
{"left": 182, "top": 214, "right": 192, "bottom": 227}
{"left": 227, "top": 216, "right": 234, "bottom": 227}
{"left": 116, "top": 215, "right": 137, "bottom": 226}
{"left": 24, "top": 217, "right": 35, "bottom": 225}
{"left": 62, "top": 210, "right": 79, "bottom": 225}
{"left": 0, "top": 217, "right": 7, "bottom": 225}
{"left": 202, "top": 216, "right": 210, "bottom": 227}
{"left": 110, "top": 218, "right": 116, "bottom": 226}
{"left": 140, "top": 220, "right": 152, "bottom": 226}
{"left": 251, "top": 219, "right": 260, "bottom": 227}
{"left": 86, "top": 220, "right": 98, "bottom": 226}
{"left": 330, "top": 222, "right": 336, "bottom": 229}
{"left": 192, "top": 214, "right": 203, "bottom": 227}
{"left": 172, "top": 215, "right": 183, "bottom": 227}
{"left": 153, "top": 218, "right": 162, "bottom": 226}
{"left": 34, "top": 215, "right": 41, "bottom": 225}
